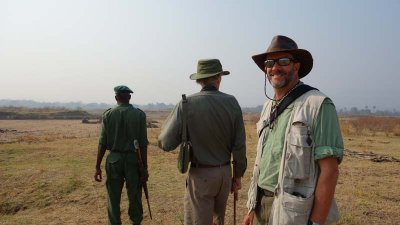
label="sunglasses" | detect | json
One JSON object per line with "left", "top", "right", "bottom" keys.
{"left": 264, "top": 58, "right": 296, "bottom": 68}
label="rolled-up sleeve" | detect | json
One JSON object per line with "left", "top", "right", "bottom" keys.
{"left": 158, "top": 102, "right": 182, "bottom": 151}
{"left": 313, "top": 98, "right": 344, "bottom": 163}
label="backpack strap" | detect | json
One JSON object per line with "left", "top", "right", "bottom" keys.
{"left": 258, "top": 84, "right": 318, "bottom": 137}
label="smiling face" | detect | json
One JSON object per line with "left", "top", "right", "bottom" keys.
{"left": 265, "top": 52, "right": 300, "bottom": 91}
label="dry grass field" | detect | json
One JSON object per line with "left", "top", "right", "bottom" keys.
{"left": 1, "top": 114, "right": 399, "bottom": 225}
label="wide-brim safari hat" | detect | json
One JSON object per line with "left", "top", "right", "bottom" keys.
{"left": 189, "top": 59, "right": 230, "bottom": 80}
{"left": 252, "top": 35, "right": 313, "bottom": 78}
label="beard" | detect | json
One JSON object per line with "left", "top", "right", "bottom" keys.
{"left": 267, "top": 66, "right": 295, "bottom": 89}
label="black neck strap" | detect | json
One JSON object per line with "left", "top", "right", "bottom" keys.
{"left": 258, "top": 84, "right": 318, "bottom": 137}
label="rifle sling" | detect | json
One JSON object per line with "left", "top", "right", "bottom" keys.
{"left": 258, "top": 84, "right": 317, "bottom": 137}
{"left": 181, "top": 94, "right": 188, "bottom": 142}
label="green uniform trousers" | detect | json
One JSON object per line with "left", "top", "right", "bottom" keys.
{"left": 106, "top": 152, "right": 143, "bottom": 225}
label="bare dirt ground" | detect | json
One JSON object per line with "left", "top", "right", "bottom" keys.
{"left": 0, "top": 114, "right": 399, "bottom": 225}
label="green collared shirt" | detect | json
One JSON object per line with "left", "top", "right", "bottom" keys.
{"left": 99, "top": 104, "right": 148, "bottom": 151}
{"left": 158, "top": 89, "right": 247, "bottom": 177}
{"left": 258, "top": 98, "right": 343, "bottom": 191}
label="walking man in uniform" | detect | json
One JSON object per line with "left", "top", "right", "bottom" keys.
{"left": 243, "top": 35, "right": 344, "bottom": 225}
{"left": 94, "top": 85, "right": 149, "bottom": 225}
{"left": 158, "top": 59, "right": 247, "bottom": 225}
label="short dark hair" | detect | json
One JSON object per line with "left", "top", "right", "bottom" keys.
{"left": 196, "top": 74, "right": 220, "bottom": 86}
{"left": 115, "top": 93, "right": 131, "bottom": 102}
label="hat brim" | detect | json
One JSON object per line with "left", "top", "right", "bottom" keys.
{"left": 115, "top": 91, "right": 133, "bottom": 94}
{"left": 189, "top": 71, "right": 230, "bottom": 80}
{"left": 252, "top": 49, "right": 313, "bottom": 79}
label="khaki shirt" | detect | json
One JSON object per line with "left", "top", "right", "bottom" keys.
{"left": 158, "top": 88, "right": 247, "bottom": 177}
{"left": 99, "top": 104, "right": 148, "bottom": 151}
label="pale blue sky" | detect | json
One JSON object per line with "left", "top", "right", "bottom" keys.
{"left": 1, "top": 0, "right": 399, "bottom": 110}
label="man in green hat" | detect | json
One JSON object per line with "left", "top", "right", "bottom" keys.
{"left": 158, "top": 59, "right": 247, "bottom": 225}
{"left": 94, "top": 85, "right": 149, "bottom": 225}
{"left": 243, "top": 35, "right": 343, "bottom": 225}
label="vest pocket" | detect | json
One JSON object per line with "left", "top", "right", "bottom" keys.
{"left": 286, "top": 122, "right": 312, "bottom": 180}
{"left": 279, "top": 191, "right": 314, "bottom": 224}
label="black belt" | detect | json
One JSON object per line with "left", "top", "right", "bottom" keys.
{"left": 190, "top": 161, "right": 230, "bottom": 168}
{"left": 258, "top": 186, "right": 274, "bottom": 197}
{"left": 110, "top": 150, "right": 135, "bottom": 154}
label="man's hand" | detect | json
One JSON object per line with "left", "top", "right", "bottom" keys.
{"left": 94, "top": 144, "right": 106, "bottom": 182}
{"left": 94, "top": 168, "right": 102, "bottom": 182}
{"left": 242, "top": 210, "right": 255, "bottom": 225}
{"left": 231, "top": 177, "right": 242, "bottom": 193}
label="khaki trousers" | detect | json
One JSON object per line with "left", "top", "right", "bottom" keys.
{"left": 253, "top": 194, "right": 274, "bottom": 225}
{"left": 184, "top": 165, "right": 231, "bottom": 225}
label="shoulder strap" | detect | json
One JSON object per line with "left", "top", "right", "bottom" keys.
{"left": 181, "top": 94, "right": 188, "bottom": 142}
{"left": 258, "top": 84, "right": 318, "bottom": 137}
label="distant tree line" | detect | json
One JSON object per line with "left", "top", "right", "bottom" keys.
{"left": 243, "top": 105, "right": 400, "bottom": 116}
{"left": 1, "top": 100, "right": 399, "bottom": 116}
{"left": 0, "top": 99, "right": 174, "bottom": 111}
{"left": 338, "top": 106, "right": 400, "bottom": 116}
{"left": 0, "top": 109, "right": 93, "bottom": 120}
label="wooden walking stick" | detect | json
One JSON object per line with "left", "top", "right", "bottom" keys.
{"left": 232, "top": 160, "right": 238, "bottom": 225}
{"left": 134, "top": 140, "right": 152, "bottom": 220}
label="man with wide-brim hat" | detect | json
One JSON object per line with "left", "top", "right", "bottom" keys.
{"left": 158, "top": 59, "right": 247, "bottom": 225}
{"left": 252, "top": 35, "right": 313, "bottom": 79}
{"left": 243, "top": 35, "right": 344, "bottom": 225}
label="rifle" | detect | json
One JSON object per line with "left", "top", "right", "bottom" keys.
{"left": 232, "top": 160, "right": 238, "bottom": 225}
{"left": 134, "top": 140, "right": 152, "bottom": 220}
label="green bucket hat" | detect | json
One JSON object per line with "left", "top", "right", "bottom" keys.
{"left": 189, "top": 59, "right": 230, "bottom": 80}
{"left": 114, "top": 85, "right": 133, "bottom": 94}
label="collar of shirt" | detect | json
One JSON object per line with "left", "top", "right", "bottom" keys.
{"left": 201, "top": 85, "right": 218, "bottom": 92}
{"left": 117, "top": 103, "right": 131, "bottom": 107}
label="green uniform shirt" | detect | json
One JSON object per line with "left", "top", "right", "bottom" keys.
{"left": 99, "top": 104, "right": 148, "bottom": 151}
{"left": 158, "top": 88, "right": 247, "bottom": 177}
{"left": 258, "top": 98, "right": 343, "bottom": 192}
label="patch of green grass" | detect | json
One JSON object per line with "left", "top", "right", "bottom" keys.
{"left": 0, "top": 202, "right": 27, "bottom": 215}
{"left": 62, "top": 177, "right": 84, "bottom": 195}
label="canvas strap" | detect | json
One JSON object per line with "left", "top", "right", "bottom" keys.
{"left": 258, "top": 84, "right": 317, "bottom": 137}
{"left": 181, "top": 94, "right": 188, "bottom": 142}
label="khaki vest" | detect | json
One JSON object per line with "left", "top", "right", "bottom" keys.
{"left": 246, "top": 90, "right": 339, "bottom": 225}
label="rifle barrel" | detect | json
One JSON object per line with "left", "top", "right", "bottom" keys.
{"left": 134, "top": 140, "right": 152, "bottom": 220}
{"left": 143, "top": 183, "right": 152, "bottom": 219}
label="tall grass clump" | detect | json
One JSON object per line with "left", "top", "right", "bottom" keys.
{"left": 340, "top": 116, "right": 400, "bottom": 136}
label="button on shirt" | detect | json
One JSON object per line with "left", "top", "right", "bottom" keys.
{"left": 158, "top": 87, "right": 247, "bottom": 177}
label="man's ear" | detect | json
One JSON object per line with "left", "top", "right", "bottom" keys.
{"left": 294, "top": 62, "right": 301, "bottom": 74}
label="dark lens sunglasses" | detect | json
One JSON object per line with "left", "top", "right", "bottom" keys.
{"left": 264, "top": 58, "right": 296, "bottom": 68}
